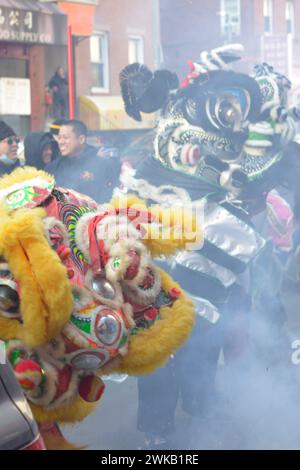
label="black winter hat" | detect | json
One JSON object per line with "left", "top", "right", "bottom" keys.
{"left": 49, "top": 118, "right": 69, "bottom": 136}
{"left": 0, "top": 121, "right": 16, "bottom": 142}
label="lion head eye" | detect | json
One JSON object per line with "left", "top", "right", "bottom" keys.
{"left": 0, "top": 284, "right": 19, "bottom": 315}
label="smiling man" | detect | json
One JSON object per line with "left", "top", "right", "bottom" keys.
{"left": 45, "top": 119, "right": 121, "bottom": 203}
{"left": 0, "top": 121, "right": 21, "bottom": 176}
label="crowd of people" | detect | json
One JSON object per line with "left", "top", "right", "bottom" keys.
{"left": 0, "top": 118, "right": 121, "bottom": 204}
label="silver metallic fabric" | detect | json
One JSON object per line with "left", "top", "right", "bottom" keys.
{"left": 203, "top": 202, "right": 265, "bottom": 264}
{"left": 192, "top": 295, "right": 221, "bottom": 324}
{"left": 175, "top": 251, "right": 237, "bottom": 288}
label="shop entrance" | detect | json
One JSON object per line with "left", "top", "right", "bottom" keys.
{"left": 0, "top": 44, "right": 30, "bottom": 136}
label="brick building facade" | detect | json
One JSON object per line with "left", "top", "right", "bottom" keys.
{"left": 76, "top": 0, "right": 155, "bottom": 96}
{"left": 72, "top": 0, "right": 157, "bottom": 131}
{"left": 0, "top": 0, "right": 157, "bottom": 133}
{"left": 160, "top": 0, "right": 300, "bottom": 87}
{"left": 0, "top": 1, "right": 67, "bottom": 135}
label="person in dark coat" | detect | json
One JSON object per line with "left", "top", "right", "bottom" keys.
{"left": 48, "top": 67, "right": 69, "bottom": 119}
{"left": 0, "top": 121, "right": 20, "bottom": 176}
{"left": 45, "top": 120, "right": 121, "bottom": 203}
{"left": 24, "top": 132, "right": 60, "bottom": 170}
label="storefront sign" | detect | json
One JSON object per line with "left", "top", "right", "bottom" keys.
{"left": 0, "top": 78, "right": 31, "bottom": 115}
{"left": 0, "top": 7, "right": 66, "bottom": 45}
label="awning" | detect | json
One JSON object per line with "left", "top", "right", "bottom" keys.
{"left": 58, "top": 1, "right": 96, "bottom": 36}
{"left": 79, "top": 95, "right": 156, "bottom": 131}
{"left": 0, "top": 0, "right": 67, "bottom": 45}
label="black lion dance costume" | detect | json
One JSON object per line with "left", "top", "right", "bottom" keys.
{"left": 119, "top": 44, "right": 300, "bottom": 448}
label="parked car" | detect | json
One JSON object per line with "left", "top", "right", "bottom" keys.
{"left": 0, "top": 362, "right": 46, "bottom": 450}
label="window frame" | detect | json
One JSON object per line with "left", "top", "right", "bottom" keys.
{"left": 286, "top": 0, "right": 295, "bottom": 36}
{"left": 128, "top": 35, "right": 145, "bottom": 64}
{"left": 263, "top": 0, "right": 273, "bottom": 35}
{"left": 90, "top": 31, "right": 110, "bottom": 94}
{"left": 220, "top": 0, "right": 241, "bottom": 37}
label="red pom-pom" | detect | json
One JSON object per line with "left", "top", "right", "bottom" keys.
{"left": 144, "top": 307, "right": 159, "bottom": 321}
{"left": 169, "top": 287, "right": 181, "bottom": 299}
{"left": 15, "top": 359, "right": 43, "bottom": 391}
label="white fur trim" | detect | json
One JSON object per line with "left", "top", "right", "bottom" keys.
{"left": 105, "top": 244, "right": 132, "bottom": 283}
{"left": 26, "top": 360, "right": 58, "bottom": 407}
{"left": 74, "top": 212, "right": 98, "bottom": 262}
{"left": 122, "top": 265, "right": 161, "bottom": 305}
{"left": 43, "top": 334, "right": 66, "bottom": 360}
{"left": 105, "top": 239, "right": 146, "bottom": 282}
{"left": 28, "top": 356, "right": 81, "bottom": 410}
{"left": 121, "top": 169, "right": 192, "bottom": 207}
{"left": 122, "top": 302, "right": 135, "bottom": 329}
{"left": 75, "top": 212, "right": 142, "bottom": 263}
{"left": 43, "top": 217, "right": 70, "bottom": 247}
{"left": 45, "top": 369, "right": 80, "bottom": 410}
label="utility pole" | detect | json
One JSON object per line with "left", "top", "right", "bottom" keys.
{"left": 67, "top": 24, "right": 75, "bottom": 119}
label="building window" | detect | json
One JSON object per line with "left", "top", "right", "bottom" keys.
{"left": 220, "top": 0, "right": 241, "bottom": 38}
{"left": 286, "top": 1, "right": 295, "bottom": 36}
{"left": 263, "top": 0, "right": 273, "bottom": 34}
{"left": 128, "top": 36, "right": 144, "bottom": 64}
{"left": 90, "top": 32, "right": 109, "bottom": 91}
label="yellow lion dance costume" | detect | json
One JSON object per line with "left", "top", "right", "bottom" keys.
{"left": 0, "top": 167, "right": 201, "bottom": 449}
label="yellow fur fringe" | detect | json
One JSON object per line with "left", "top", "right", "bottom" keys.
{"left": 31, "top": 398, "right": 96, "bottom": 424}
{"left": 108, "top": 195, "right": 203, "bottom": 258}
{"left": 145, "top": 205, "right": 203, "bottom": 257}
{"left": 109, "top": 269, "right": 196, "bottom": 375}
{"left": 0, "top": 317, "right": 23, "bottom": 342}
{"left": 0, "top": 165, "right": 54, "bottom": 190}
{"left": 0, "top": 207, "right": 73, "bottom": 348}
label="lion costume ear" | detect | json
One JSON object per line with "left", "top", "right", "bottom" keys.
{"left": 119, "top": 63, "right": 179, "bottom": 121}
{"left": 108, "top": 194, "right": 203, "bottom": 258}
{"left": 0, "top": 206, "right": 73, "bottom": 348}
{"left": 144, "top": 205, "right": 203, "bottom": 257}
